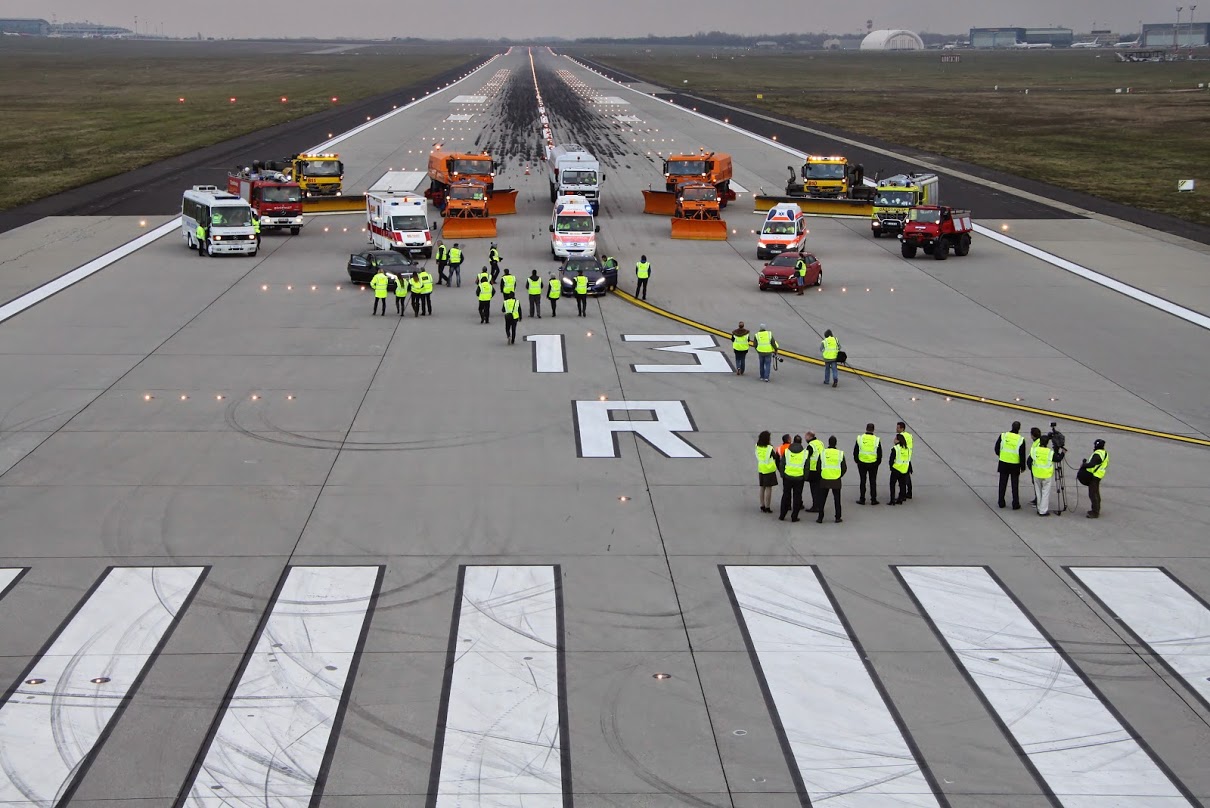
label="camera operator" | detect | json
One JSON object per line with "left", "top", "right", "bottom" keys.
{"left": 1078, "top": 439, "right": 1110, "bottom": 518}
{"left": 1031, "top": 423, "right": 1068, "bottom": 516}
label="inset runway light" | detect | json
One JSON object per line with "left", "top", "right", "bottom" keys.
{"left": 1049, "top": 397, "right": 1058, "bottom": 402}
{"left": 336, "top": 285, "right": 342, "bottom": 290}
{"left": 841, "top": 287, "right": 847, "bottom": 292}
{"left": 138, "top": 220, "right": 147, "bottom": 227}
{"left": 178, "top": 97, "right": 186, "bottom": 103}
{"left": 90, "top": 677, "right": 111, "bottom": 684}
{"left": 262, "top": 284, "right": 268, "bottom": 291}
{"left": 945, "top": 397, "right": 952, "bottom": 402}
{"left": 216, "top": 394, "right": 225, "bottom": 400}
{"left": 286, "top": 395, "right": 295, "bottom": 401}
{"left": 311, "top": 285, "right": 317, "bottom": 291}
{"left": 1001, "top": 224, "right": 1009, "bottom": 231}
{"left": 772, "top": 135, "right": 778, "bottom": 141}
{"left": 229, "top": 97, "right": 237, "bottom": 104}
{"left": 342, "top": 227, "right": 348, "bottom": 233}
{"left": 618, "top": 495, "right": 629, "bottom": 502}
{"left": 598, "top": 394, "right": 607, "bottom": 401}
{"left": 24, "top": 678, "right": 45, "bottom": 686}
{"left": 586, "top": 331, "right": 593, "bottom": 337}
{"left": 331, "top": 96, "right": 339, "bottom": 103}
{"left": 251, "top": 394, "right": 260, "bottom": 401}
{"left": 652, "top": 673, "right": 672, "bottom": 680}
{"left": 180, "top": 394, "right": 188, "bottom": 400}
{"left": 866, "top": 288, "right": 871, "bottom": 292}
{"left": 890, "top": 288, "right": 895, "bottom": 292}
{"left": 281, "top": 96, "right": 288, "bottom": 103}
{"left": 143, "top": 394, "right": 153, "bottom": 401}
{"left": 323, "top": 227, "right": 329, "bottom": 232}
{"left": 1014, "top": 397, "right": 1023, "bottom": 402}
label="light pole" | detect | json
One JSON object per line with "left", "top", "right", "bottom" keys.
{"left": 1192, "top": 6, "right": 1198, "bottom": 45}
{"left": 1176, "top": 7, "right": 1183, "bottom": 48}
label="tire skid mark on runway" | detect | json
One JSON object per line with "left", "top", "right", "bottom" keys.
{"left": 609, "top": 288, "right": 1210, "bottom": 448}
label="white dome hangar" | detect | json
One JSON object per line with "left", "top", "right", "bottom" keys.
{"left": 860, "top": 30, "right": 925, "bottom": 50}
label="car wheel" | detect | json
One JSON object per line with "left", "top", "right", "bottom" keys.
{"left": 815, "top": 271, "right": 823, "bottom": 287}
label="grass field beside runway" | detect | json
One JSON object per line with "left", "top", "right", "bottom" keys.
{"left": 575, "top": 46, "right": 1210, "bottom": 226}
{"left": 1, "top": 39, "right": 479, "bottom": 211}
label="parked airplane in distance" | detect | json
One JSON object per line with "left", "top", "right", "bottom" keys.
{"left": 1072, "top": 37, "right": 1101, "bottom": 48}
{"left": 1012, "top": 41, "right": 1054, "bottom": 49}
{"left": 1114, "top": 39, "right": 1142, "bottom": 48}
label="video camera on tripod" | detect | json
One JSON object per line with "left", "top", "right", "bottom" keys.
{"left": 1045, "top": 422, "right": 1068, "bottom": 513}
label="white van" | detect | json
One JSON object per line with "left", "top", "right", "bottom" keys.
{"left": 366, "top": 186, "right": 433, "bottom": 258}
{"left": 182, "top": 185, "right": 258, "bottom": 256}
{"left": 549, "top": 194, "right": 599, "bottom": 259}
{"left": 757, "top": 202, "right": 807, "bottom": 260}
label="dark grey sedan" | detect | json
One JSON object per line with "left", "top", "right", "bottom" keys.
{"left": 347, "top": 250, "right": 418, "bottom": 291}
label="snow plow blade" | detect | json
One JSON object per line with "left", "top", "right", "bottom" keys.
{"left": 642, "top": 190, "right": 677, "bottom": 216}
{"left": 302, "top": 195, "right": 366, "bottom": 214}
{"left": 670, "top": 218, "right": 729, "bottom": 240}
{"left": 753, "top": 195, "right": 873, "bottom": 217}
{"left": 489, "top": 189, "right": 518, "bottom": 215}
{"left": 441, "top": 217, "right": 497, "bottom": 239}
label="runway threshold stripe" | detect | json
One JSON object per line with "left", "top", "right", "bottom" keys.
{"left": 1069, "top": 567, "right": 1210, "bottom": 711}
{"left": 427, "top": 565, "right": 569, "bottom": 808}
{"left": 0, "top": 566, "right": 207, "bottom": 806}
{"left": 178, "top": 565, "right": 382, "bottom": 808}
{"left": 0, "top": 568, "right": 26, "bottom": 600}
{"left": 723, "top": 566, "right": 946, "bottom": 807}
{"left": 609, "top": 288, "right": 1210, "bottom": 448}
{"left": 897, "top": 566, "right": 1196, "bottom": 806}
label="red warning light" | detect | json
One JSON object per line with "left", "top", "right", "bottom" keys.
{"left": 229, "top": 97, "right": 237, "bottom": 103}
{"left": 178, "top": 97, "right": 186, "bottom": 103}
{"left": 280, "top": 96, "right": 288, "bottom": 103}
{"left": 330, "top": 96, "right": 339, "bottom": 103}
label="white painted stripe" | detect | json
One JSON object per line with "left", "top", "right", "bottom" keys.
{"left": 565, "top": 55, "right": 1210, "bottom": 331}
{"left": 899, "top": 566, "right": 1193, "bottom": 807}
{"left": 526, "top": 334, "right": 566, "bottom": 373}
{"left": 0, "top": 569, "right": 24, "bottom": 598}
{"left": 726, "top": 566, "right": 942, "bottom": 807}
{"left": 435, "top": 565, "right": 564, "bottom": 807}
{"left": 181, "top": 566, "right": 381, "bottom": 808}
{"left": 0, "top": 219, "right": 181, "bottom": 325}
{"left": 730, "top": 180, "right": 748, "bottom": 194}
{"left": 0, "top": 55, "right": 501, "bottom": 327}
{"left": 1070, "top": 567, "right": 1210, "bottom": 708}
{"left": 0, "top": 566, "right": 205, "bottom": 806}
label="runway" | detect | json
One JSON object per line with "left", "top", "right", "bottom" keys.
{"left": 0, "top": 46, "right": 1208, "bottom": 808}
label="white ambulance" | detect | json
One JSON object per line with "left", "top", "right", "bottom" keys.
{"left": 366, "top": 173, "right": 434, "bottom": 257}
{"left": 181, "top": 185, "right": 258, "bottom": 256}
{"left": 756, "top": 202, "right": 808, "bottom": 260}
{"left": 549, "top": 194, "right": 599, "bottom": 259}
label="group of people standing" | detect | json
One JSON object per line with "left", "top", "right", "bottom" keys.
{"left": 995, "top": 422, "right": 1110, "bottom": 518}
{"left": 369, "top": 266, "right": 434, "bottom": 317}
{"left": 731, "top": 323, "right": 844, "bottom": 385}
{"left": 755, "top": 422, "right": 915, "bottom": 523}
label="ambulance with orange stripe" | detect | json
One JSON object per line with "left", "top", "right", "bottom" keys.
{"left": 366, "top": 172, "right": 434, "bottom": 258}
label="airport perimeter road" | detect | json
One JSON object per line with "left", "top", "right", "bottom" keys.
{"left": 0, "top": 47, "right": 1208, "bottom": 808}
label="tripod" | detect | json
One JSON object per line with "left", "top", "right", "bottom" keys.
{"left": 1053, "top": 463, "right": 1067, "bottom": 515}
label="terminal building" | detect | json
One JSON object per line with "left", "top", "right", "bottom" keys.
{"left": 970, "top": 26, "right": 1074, "bottom": 48}
{"left": 0, "top": 17, "right": 50, "bottom": 35}
{"left": 1141, "top": 22, "right": 1210, "bottom": 48}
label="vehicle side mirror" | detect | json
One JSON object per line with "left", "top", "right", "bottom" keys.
{"left": 595, "top": 225, "right": 600, "bottom": 233}
{"left": 549, "top": 225, "right": 555, "bottom": 232}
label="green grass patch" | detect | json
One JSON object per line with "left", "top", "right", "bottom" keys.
{"left": 576, "top": 47, "right": 1210, "bottom": 226}
{"left": 2, "top": 39, "right": 482, "bottom": 210}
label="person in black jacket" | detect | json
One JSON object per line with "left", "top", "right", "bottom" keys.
{"left": 853, "top": 423, "right": 883, "bottom": 505}
{"left": 994, "top": 421, "right": 1028, "bottom": 510}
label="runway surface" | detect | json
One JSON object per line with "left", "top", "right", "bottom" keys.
{"left": 0, "top": 46, "right": 1209, "bottom": 808}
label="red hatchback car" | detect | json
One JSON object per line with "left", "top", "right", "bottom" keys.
{"left": 759, "top": 251, "right": 822, "bottom": 291}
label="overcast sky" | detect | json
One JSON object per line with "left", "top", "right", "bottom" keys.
{"left": 11, "top": 0, "right": 1192, "bottom": 39}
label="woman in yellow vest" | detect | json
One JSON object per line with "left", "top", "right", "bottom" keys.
{"left": 888, "top": 434, "right": 911, "bottom": 505}
{"left": 547, "top": 272, "right": 561, "bottom": 317}
{"left": 394, "top": 271, "right": 408, "bottom": 316}
{"left": 755, "top": 430, "right": 779, "bottom": 513}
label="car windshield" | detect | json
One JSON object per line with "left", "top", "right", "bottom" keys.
{"left": 561, "top": 170, "right": 597, "bottom": 185}
{"left": 668, "top": 160, "right": 706, "bottom": 176}
{"left": 390, "top": 215, "right": 427, "bottom": 231}
{"left": 373, "top": 253, "right": 409, "bottom": 266}
{"left": 762, "top": 222, "right": 795, "bottom": 235}
{"left": 260, "top": 186, "right": 302, "bottom": 203}
{"left": 875, "top": 192, "right": 913, "bottom": 207}
{"left": 300, "top": 160, "right": 342, "bottom": 177}
{"left": 806, "top": 163, "right": 846, "bottom": 180}
{"left": 909, "top": 209, "right": 941, "bottom": 224}
{"left": 450, "top": 185, "right": 486, "bottom": 200}
{"left": 555, "top": 215, "right": 593, "bottom": 233}
{"left": 451, "top": 159, "right": 492, "bottom": 175}
{"left": 770, "top": 255, "right": 799, "bottom": 267}
{"left": 565, "top": 260, "right": 601, "bottom": 275}
{"left": 209, "top": 206, "right": 252, "bottom": 227}
{"left": 681, "top": 187, "right": 716, "bottom": 201}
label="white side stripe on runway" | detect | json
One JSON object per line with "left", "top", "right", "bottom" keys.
{"left": 898, "top": 566, "right": 1194, "bottom": 807}
{"left": 724, "top": 566, "right": 943, "bottom": 807}
{"left": 431, "top": 565, "right": 567, "bottom": 808}
{"left": 0, "top": 55, "right": 501, "bottom": 327}
{"left": 0, "top": 569, "right": 25, "bottom": 599}
{"left": 526, "top": 334, "right": 567, "bottom": 373}
{"left": 566, "top": 55, "right": 1210, "bottom": 332}
{"left": 1070, "top": 567, "right": 1210, "bottom": 709}
{"left": 180, "top": 565, "right": 382, "bottom": 808}
{"left": 0, "top": 566, "right": 206, "bottom": 807}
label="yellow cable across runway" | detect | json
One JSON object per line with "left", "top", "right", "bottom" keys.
{"left": 610, "top": 289, "right": 1210, "bottom": 448}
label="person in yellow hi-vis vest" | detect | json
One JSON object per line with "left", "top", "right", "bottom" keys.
{"left": 888, "top": 434, "right": 911, "bottom": 505}
{"left": 547, "top": 272, "right": 561, "bottom": 317}
{"left": 394, "top": 272, "right": 408, "bottom": 316}
{"left": 821, "top": 329, "right": 841, "bottom": 387}
{"left": 755, "top": 430, "right": 779, "bottom": 513}
{"left": 502, "top": 293, "right": 521, "bottom": 345}
{"left": 370, "top": 266, "right": 389, "bottom": 316}
{"left": 816, "top": 435, "right": 848, "bottom": 524}
{"left": 635, "top": 255, "right": 651, "bottom": 300}
{"left": 1030, "top": 435, "right": 1056, "bottom": 516}
{"left": 408, "top": 272, "right": 424, "bottom": 317}
{"left": 527, "top": 270, "right": 544, "bottom": 318}
{"left": 1078, "top": 439, "right": 1109, "bottom": 518}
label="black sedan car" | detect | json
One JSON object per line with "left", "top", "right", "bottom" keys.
{"left": 347, "top": 250, "right": 418, "bottom": 292}
{"left": 559, "top": 254, "right": 617, "bottom": 297}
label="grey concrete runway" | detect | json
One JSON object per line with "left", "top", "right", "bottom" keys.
{"left": 1, "top": 47, "right": 1209, "bottom": 808}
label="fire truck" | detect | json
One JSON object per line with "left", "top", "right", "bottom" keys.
{"left": 227, "top": 165, "right": 304, "bottom": 234}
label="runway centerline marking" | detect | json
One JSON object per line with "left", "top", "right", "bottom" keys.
{"left": 608, "top": 288, "right": 1210, "bottom": 447}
